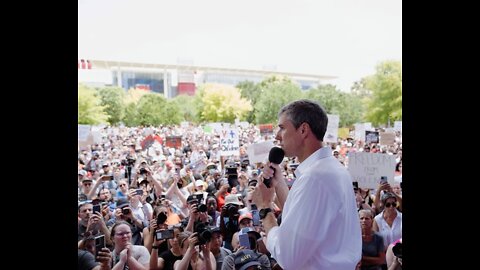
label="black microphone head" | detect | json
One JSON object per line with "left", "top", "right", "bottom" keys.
{"left": 268, "top": 147, "right": 285, "bottom": 164}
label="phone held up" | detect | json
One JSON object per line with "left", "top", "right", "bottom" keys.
{"left": 94, "top": 234, "right": 105, "bottom": 258}
{"left": 156, "top": 229, "right": 174, "bottom": 240}
{"left": 379, "top": 176, "right": 388, "bottom": 185}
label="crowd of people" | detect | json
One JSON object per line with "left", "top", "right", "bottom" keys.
{"left": 78, "top": 114, "right": 402, "bottom": 270}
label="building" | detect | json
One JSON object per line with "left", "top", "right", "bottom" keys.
{"left": 78, "top": 59, "right": 337, "bottom": 98}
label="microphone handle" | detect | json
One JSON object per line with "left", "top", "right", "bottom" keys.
{"left": 263, "top": 166, "right": 276, "bottom": 188}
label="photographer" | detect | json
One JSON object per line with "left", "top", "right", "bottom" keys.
{"left": 219, "top": 195, "right": 242, "bottom": 252}
{"left": 109, "top": 198, "right": 145, "bottom": 246}
{"left": 173, "top": 231, "right": 216, "bottom": 270}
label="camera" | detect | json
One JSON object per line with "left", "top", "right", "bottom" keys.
{"left": 156, "top": 229, "right": 174, "bottom": 240}
{"left": 197, "top": 203, "right": 208, "bottom": 212}
{"left": 392, "top": 242, "right": 402, "bottom": 259}
{"left": 121, "top": 158, "right": 136, "bottom": 166}
{"left": 139, "top": 168, "right": 148, "bottom": 175}
{"left": 122, "top": 207, "right": 130, "bottom": 215}
{"left": 194, "top": 222, "right": 212, "bottom": 245}
{"left": 226, "top": 204, "right": 239, "bottom": 216}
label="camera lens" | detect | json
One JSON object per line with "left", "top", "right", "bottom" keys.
{"left": 122, "top": 208, "right": 130, "bottom": 215}
{"left": 197, "top": 204, "right": 208, "bottom": 212}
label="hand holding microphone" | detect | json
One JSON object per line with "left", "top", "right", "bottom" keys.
{"left": 263, "top": 147, "right": 285, "bottom": 188}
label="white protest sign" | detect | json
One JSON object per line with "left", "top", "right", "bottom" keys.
{"left": 364, "top": 122, "right": 373, "bottom": 131}
{"left": 379, "top": 132, "right": 396, "bottom": 145}
{"left": 325, "top": 114, "right": 340, "bottom": 143}
{"left": 91, "top": 131, "right": 103, "bottom": 144}
{"left": 354, "top": 123, "right": 365, "bottom": 141}
{"left": 238, "top": 121, "right": 250, "bottom": 129}
{"left": 78, "top": 125, "right": 91, "bottom": 141}
{"left": 220, "top": 127, "right": 240, "bottom": 156}
{"left": 246, "top": 140, "right": 275, "bottom": 164}
{"left": 347, "top": 152, "right": 396, "bottom": 189}
{"left": 394, "top": 121, "right": 402, "bottom": 132}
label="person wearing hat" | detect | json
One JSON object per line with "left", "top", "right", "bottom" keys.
{"left": 372, "top": 192, "right": 402, "bottom": 249}
{"left": 80, "top": 178, "right": 95, "bottom": 199}
{"left": 209, "top": 226, "right": 232, "bottom": 270}
{"left": 373, "top": 178, "right": 402, "bottom": 215}
{"left": 221, "top": 248, "right": 270, "bottom": 270}
{"left": 230, "top": 213, "right": 253, "bottom": 251}
{"left": 219, "top": 194, "right": 243, "bottom": 252}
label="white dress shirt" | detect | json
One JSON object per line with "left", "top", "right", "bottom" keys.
{"left": 266, "top": 146, "right": 362, "bottom": 270}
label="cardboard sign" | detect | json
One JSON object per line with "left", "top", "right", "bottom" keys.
{"left": 379, "top": 132, "right": 396, "bottom": 145}
{"left": 347, "top": 152, "right": 396, "bottom": 189}
{"left": 338, "top": 128, "right": 350, "bottom": 139}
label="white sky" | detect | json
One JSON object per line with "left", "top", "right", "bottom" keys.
{"left": 78, "top": 0, "right": 401, "bottom": 92}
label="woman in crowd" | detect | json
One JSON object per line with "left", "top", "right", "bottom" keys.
{"left": 359, "top": 209, "right": 385, "bottom": 270}
{"left": 110, "top": 221, "right": 150, "bottom": 270}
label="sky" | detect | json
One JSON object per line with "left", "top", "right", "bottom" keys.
{"left": 78, "top": 0, "right": 401, "bottom": 92}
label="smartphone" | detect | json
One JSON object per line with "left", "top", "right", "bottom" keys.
{"left": 135, "top": 189, "right": 143, "bottom": 196}
{"left": 94, "top": 235, "right": 105, "bottom": 257}
{"left": 92, "top": 204, "right": 101, "bottom": 214}
{"left": 251, "top": 205, "right": 260, "bottom": 226}
{"left": 156, "top": 229, "right": 174, "bottom": 240}
{"left": 380, "top": 176, "right": 388, "bottom": 185}
{"left": 238, "top": 233, "right": 251, "bottom": 249}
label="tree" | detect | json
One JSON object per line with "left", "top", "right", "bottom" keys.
{"left": 237, "top": 81, "right": 262, "bottom": 123}
{"left": 161, "top": 101, "right": 183, "bottom": 125}
{"left": 171, "top": 94, "right": 199, "bottom": 123}
{"left": 78, "top": 84, "right": 108, "bottom": 125}
{"left": 196, "top": 83, "right": 253, "bottom": 123}
{"left": 254, "top": 76, "right": 303, "bottom": 124}
{"left": 305, "top": 84, "right": 363, "bottom": 127}
{"left": 97, "top": 87, "right": 125, "bottom": 125}
{"left": 136, "top": 93, "right": 168, "bottom": 126}
{"left": 363, "top": 60, "right": 402, "bottom": 126}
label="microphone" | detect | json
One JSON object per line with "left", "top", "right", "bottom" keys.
{"left": 263, "top": 147, "right": 285, "bottom": 188}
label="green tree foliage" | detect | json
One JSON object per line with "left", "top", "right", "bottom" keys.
{"left": 171, "top": 94, "right": 199, "bottom": 122}
{"left": 97, "top": 87, "right": 125, "bottom": 125}
{"left": 363, "top": 60, "right": 402, "bottom": 126}
{"left": 305, "top": 84, "right": 363, "bottom": 127}
{"left": 161, "top": 101, "right": 184, "bottom": 125}
{"left": 237, "top": 81, "right": 262, "bottom": 123}
{"left": 196, "top": 83, "right": 253, "bottom": 123}
{"left": 254, "top": 76, "right": 303, "bottom": 124}
{"left": 78, "top": 84, "right": 108, "bottom": 125}
{"left": 136, "top": 93, "right": 168, "bottom": 126}
{"left": 122, "top": 102, "right": 139, "bottom": 127}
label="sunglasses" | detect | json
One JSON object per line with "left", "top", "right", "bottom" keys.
{"left": 83, "top": 182, "right": 92, "bottom": 186}
{"left": 385, "top": 202, "right": 397, "bottom": 208}
{"left": 119, "top": 184, "right": 127, "bottom": 187}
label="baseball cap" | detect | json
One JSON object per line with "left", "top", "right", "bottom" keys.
{"left": 238, "top": 212, "right": 253, "bottom": 223}
{"left": 116, "top": 198, "right": 130, "bottom": 208}
{"left": 195, "top": 180, "right": 205, "bottom": 187}
{"left": 234, "top": 249, "right": 261, "bottom": 270}
{"left": 224, "top": 194, "right": 243, "bottom": 206}
{"left": 78, "top": 170, "right": 87, "bottom": 176}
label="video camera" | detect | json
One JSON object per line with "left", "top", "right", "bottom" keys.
{"left": 121, "top": 157, "right": 136, "bottom": 166}
{"left": 194, "top": 222, "right": 212, "bottom": 245}
{"left": 392, "top": 242, "right": 402, "bottom": 259}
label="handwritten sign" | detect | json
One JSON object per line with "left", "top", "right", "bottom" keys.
{"left": 220, "top": 127, "right": 240, "bottom": 156}
{"left": 379, "top": 132, "right": 396, "bottom": 145}
{"left": 347, "top": 152, "right": 396, "bottom": 189}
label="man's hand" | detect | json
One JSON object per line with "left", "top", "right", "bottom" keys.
{"left": 251, "top": 177, "right": 275, "bottom": 209}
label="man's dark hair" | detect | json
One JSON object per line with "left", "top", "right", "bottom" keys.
{"left": 278, "top": 99, "right": 328, "bottom": 141}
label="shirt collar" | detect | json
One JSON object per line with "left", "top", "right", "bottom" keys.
{"left": 295, "top": 146, "right": 331, "bottom": 178}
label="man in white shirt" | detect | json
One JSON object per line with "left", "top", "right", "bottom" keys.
{"left": 251, "top": 99, "right": 362, "bottom": 270}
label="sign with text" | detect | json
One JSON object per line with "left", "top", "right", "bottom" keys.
{"left": 348, "top": 152, "right": 396, "bottom": 189}
{"left": 325, "top": 114, "right": 340, "bottom": 143}
{"left": 220, "top": 127, "right": 240, "bottom": 156}
{"left": 245, "top": 140, "right": 275, "bottom": 164}
{"left": 379, "top": 132, "right": 396, "bottom": 145}
{"left": 365, "top": 131, "right": 379, "bottom": 144}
